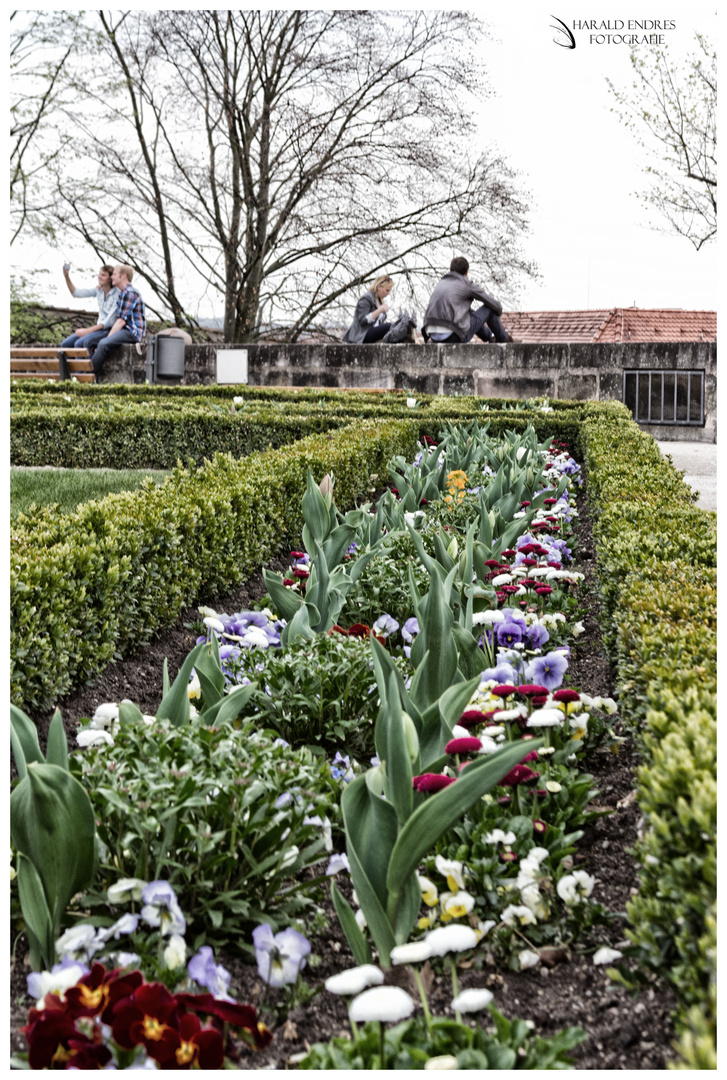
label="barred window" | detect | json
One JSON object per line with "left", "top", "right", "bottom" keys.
{"left": 623, "top": 370, "right": 704, "bottom": 426}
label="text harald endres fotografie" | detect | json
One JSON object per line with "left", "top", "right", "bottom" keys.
{"left": 573, "top": 18, "right": 676, "bottom": 45}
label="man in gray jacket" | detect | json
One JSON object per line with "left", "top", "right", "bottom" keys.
{"left": 422, "top": 257, "right": 510, "bottom": 343}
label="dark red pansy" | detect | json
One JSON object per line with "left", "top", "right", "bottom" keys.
{"left": 22, "top": 1008, "right": 82, "bottom": 1071}
{"left": 111, "top": 982, "right": 180, "bottom": 1062}
{"left": 412, "top": 773, "right": 455, "bottom": 792}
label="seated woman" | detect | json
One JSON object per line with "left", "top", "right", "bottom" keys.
{"left": 60, "top": 263, "right": 120, "bottom": 357}
{"left": 342, "top": 274, "right": 395, "bottom": 343}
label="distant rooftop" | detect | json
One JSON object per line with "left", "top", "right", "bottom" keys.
{"left": 500, "top": 308, "right": 716, "bottom": 344}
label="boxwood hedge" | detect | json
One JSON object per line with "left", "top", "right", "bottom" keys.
{"left": 581, "top": 416, "right": 716, "bottom": 1069}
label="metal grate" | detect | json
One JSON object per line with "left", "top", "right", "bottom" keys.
{"left": 623, "top": 369, "right": 705, "bottom": 426}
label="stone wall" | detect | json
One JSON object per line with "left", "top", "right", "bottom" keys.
{"left": 104, "top": 339, "right": 717, "bottom": 442}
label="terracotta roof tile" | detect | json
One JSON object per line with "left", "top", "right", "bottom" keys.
{"left": 499, "top": 308, "right": 716, "bottom": 344}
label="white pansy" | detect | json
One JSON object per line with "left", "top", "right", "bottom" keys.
{"left": 390, "top": 941, "right": 433, "bottom": 965}
{"left": 304, "top": 815, "right": 333, "bottom": 852}
{"left": 483, "top": 829, "right": 516, "bottom": 845}
{"left": 28, "top": 963, "right": 88, "bottom": 1008}
{"left": 56, "top": 923, "right": 102, "bottom": 959}
{"left": 107, "top": 878, "right": 147, "bottom": 904}
{"left": 325, "top": 965, "right": 384, "bottom": 996}
{"left": 418, "top": 875, "right": 439, "bottom": 907}
{"left": 451, "top": 987, "right": 494, "bottom": 1013}
{"left": 434, "top": 855, "right": 465, "bottom": 891}
{"left": 594, "top": 696, "right": 618, "bottom": 714}
{"left": 355, "top": 908, "right": 367, "bottom": 931}
{"left": 77, "top": 728, "right": 114, "bottom": 748}
{"left": 557, "top": 870, "right": 596, "bottom": 905}
{"left": 424, "top": 924, "right": 478, "bottom": 956}
{"left": 203, "top": 616, "right": 226, "bottom": 634}
{"left": 540, "top": 612, "right": 566, "bottom": 628}
{"left": 572, "top": 621, "right": 586, "bottom": 637}
{"left": 198, "top": 605, "right": 219, "bottom": 618}
{"left": 349, "top": 985, "right": 415, "bottom": 1023}
{"left": 90, "top": 703, "right": 119, "bottom": 730}
{"left": 441, "top": 890, "right": 475, "bottom": 919}
{"left": 519, "top": 949, "right": 540, "bottom": 969}
{"left": 187, "top": 673, "right": 201, "bottom": 700}
{"left": 593, "top": 946, "right": 623, "bottom": 965}
{"left": 163, "top": 934, "right": 187, "bottom": 970}
{"left": 501, "top": 904, "right": 538, "bottom": 927}
{"left": 474, "top": 919, "right": 497, "bottom": 942}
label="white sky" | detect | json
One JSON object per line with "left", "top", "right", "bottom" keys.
{"left": 479, "top": 3, "right": 718, "bottom": 311}
{"left": 8, "top": 2, "right": 719, "bottom": 317}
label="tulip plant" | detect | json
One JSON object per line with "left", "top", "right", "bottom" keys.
{"left": 11, "top": 707, "right": 97, "bottom": 971}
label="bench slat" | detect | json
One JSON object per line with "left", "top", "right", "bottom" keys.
{"left": 11, "top": 348, "right": 90, "bottom": 358}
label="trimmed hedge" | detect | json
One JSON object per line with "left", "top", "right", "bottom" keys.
{"left": 581, "top": 417, "right": 716, "bottom": 1069}
{"left": 10, "top": 420, "right": 418, "bottom": 713}
{"left": 10, "top": 388, "right": 624, "bottom": 469}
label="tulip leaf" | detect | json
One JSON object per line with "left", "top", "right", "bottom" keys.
{"left": 283, "top": 601, "right": 318, "bottom": 645}
{"left": 451, "top": 623, "right": 486, "bottom": 682}
{"left": 10, "top": 705, "right": 44, "bottom": 780}
{"left": 194, "top": 642, "right": 226, "bottom": 708}
{"left": 301, "top": 469, "right": 331, "bottom": 549}
{"left": 331, "top": 882, "right": 372, "bottom": 966}
{"left": 119, "top": 700, "right": 144, "bottom": 725}
{"left": 386, "top": 739, "right": 542, "bottom": 905}
{"left": 345, "top": 837, "right": 397, "bottom": 968}
{"left": 156, "top": 643, "right": 205, "bottom": 725}
{"left": 15, "top": 852, "right": 55, "bottom": 970}
{"left": 201, "top": 682, "right": 257, "bottom": 725}
{"left": 11, "top": 763, "right": 97, "bottom": 969}
{"left": 383, "top": 672, "right": 413, "bottom": 825}
{"left": 263, "top": 569, "right": 305, "bottom": 622}
{"left": 45, "top": 709, "right": 69, "bottom": 772}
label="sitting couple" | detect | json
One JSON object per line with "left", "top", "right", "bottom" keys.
{"left": 61, "top": 262, "right": 146, "bottom": 374}
{"left": 343, "top": 257, "right": 510, "bottom": 345}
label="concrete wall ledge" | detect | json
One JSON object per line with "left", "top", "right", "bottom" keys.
{"left": 101, "top": 340, "right": 716, "bottom": 442}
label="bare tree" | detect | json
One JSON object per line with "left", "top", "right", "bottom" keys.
{"left": 608, "top": 34, "right": 716, "bottom": 251}
{"left": 17, "top": 9, "right": 538, "bottom": 339}
{"left": 9, "top": 10, "right": 85, "bottom": 244}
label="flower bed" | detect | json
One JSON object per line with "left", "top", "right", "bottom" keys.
{"left": 11, "top": 409, "right": 709, "bottom": 1069}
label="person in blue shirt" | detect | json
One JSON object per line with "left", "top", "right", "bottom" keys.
{"left": 90, "top": 265, "right": 147, "bottom": 376}
{"left": 60, "top": 264, "right": 120, "bottom": 357}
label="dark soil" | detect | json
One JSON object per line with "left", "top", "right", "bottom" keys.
{"left": 10, "top": 480, "right": 679, "bottom": 1069}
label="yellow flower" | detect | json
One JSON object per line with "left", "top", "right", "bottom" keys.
{"left": 418, "top": 915, "right": 433, "bottom": 930}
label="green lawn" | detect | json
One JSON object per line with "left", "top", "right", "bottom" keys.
{"left": 10, "top": 468, "right": 171, "bottom": 518}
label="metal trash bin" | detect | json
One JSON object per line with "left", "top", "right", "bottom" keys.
{"left": 145, "top": 332, "right": 186, "bottom": 383}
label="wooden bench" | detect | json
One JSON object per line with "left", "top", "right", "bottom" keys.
{"left": 10, "top": 347, "right": 95, "bottom": 383}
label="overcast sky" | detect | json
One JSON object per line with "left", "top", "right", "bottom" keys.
{"left": 9, "top": 2, "right": 718, "bottom": 317}
{"left": 478, "top": 3, "right": 717, "bottom": 312}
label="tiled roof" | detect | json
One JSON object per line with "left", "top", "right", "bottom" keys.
{"left": 500, "top": 308, "right": 716, "bottom": 344}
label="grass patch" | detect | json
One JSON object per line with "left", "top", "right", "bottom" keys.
{"left": 10, "top": 468, "right": 171, "bottom": 518}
